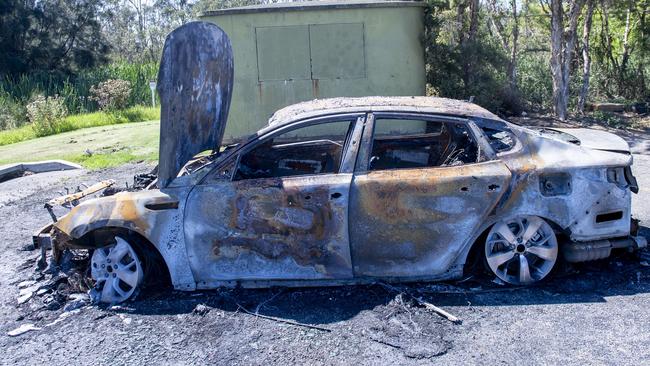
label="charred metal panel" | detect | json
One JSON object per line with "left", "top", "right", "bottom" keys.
{"left": 157, "top": 21, "right": 234, "bottom": 187}
{"left": 349, "top": 161, "right": 512, "bottom": 277}
{"left": 487, "top": 127, "right": 633, "bottom": 242}
{"left": 539, "top": 173, "right": 572, "bottom": 196}
{"left": 53, "top": 189, "right": 197, "bottom": 290}
{"left": 184, "top": 174, "right": 353, "bottom": 284}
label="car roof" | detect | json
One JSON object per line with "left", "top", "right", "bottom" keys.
{"left": 266, "top": 96, "right": 503, "bottom": 130}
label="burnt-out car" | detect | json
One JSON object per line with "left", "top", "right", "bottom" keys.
{"left": 32, "top": 23, "right": 644, "bottom": 303}
{"left": 35, "top": 95, "right": 644, "bottom": 303}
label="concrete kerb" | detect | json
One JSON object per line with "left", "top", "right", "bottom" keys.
{"left": 0, "top": 160, "right": 82, "bottom": 182}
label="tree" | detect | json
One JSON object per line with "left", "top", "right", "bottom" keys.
{"left": 486, "top": 0, "right": 520, "bottom": 100}
{"left": 101, "top": 0, "right": 192, "bottom": 63}
{"left": 547, "top": 0, "right": 586, "bottom": 120}
{"left": 578, "top": 0, "right": 595, "bottom": 114}
{"left": 0, "top": 0, "right": 111, "bottom": 77}
{"left": 0, "top": 0, "right": 31, "bottom": 75}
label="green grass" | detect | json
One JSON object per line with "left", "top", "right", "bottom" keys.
{"left": 0, "top": 124, "right": 34, "bottom": 145}
{"left": 0, "top": 120, "right": 160, "bottom": 170}
{"left": 0, "top": 105, "right": 159, "bottom": 146}
{"left": 67, "top": 150, "right": 158, "bottom": 170}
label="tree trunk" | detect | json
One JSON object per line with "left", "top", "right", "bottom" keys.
{"left": 549, "top": 0, "right": 566, "bottom": 120}
{"left": 463, "top": 0, "right": 479, "bottom": 95}
{"left": 508, "top": 0, "right": 519, "bottom": 93}
{"left": 578, "top": 0, "right": 594, "bottom": 114}
{"left": 549, "top": 0, "right": 585, "bottom": 120}
{"left": 621, "top": 5, "right": 632, "bottom": 75}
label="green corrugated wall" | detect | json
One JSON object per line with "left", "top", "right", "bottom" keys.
{"left": 200, "top": 4, "right": 426, "bottom": 141}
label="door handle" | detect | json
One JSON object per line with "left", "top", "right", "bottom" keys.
{"left": 145, "top": 201, "right": 179, "bottom": 210}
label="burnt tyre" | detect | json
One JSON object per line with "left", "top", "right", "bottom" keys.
{"left": 485, "top": 216, "right": 558, "bottom": 285}
{"left": 90, "top": 236, "right": 144, "bottom": 303}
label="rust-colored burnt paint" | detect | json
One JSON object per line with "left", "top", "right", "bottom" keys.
{"left": 184, "top": 174, "right": 353, "bottom": 283}
{"left": 349, "top": 161, "right": 512, "bottom": 278}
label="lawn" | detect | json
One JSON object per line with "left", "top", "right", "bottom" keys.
{"left": 0, "top": 120, "right": 160, "bottom": 169}
{"left": 0, "top": 106, "right": 159, "bottom": 146}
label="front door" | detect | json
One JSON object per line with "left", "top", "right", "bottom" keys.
{"left": 349, "top": 114, "right": 512, "bottom": 278}
{"left": 184, "top": 116, "right": 363, "bottom": 286}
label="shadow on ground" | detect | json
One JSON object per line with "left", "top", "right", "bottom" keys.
{"left": 118, "top": 244, "right": 650, "bottom": 326}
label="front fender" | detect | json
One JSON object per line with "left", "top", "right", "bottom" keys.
{"left": 53, "top": 188, "right": 197, "bottom": 291}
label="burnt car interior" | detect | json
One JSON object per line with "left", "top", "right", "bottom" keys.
{"left": 369, "top": 118, "right": 480, "bottom": 170}
{"left": 234, "top": 120, "right": 354, "bottom": 180}
{"left": 480, "top": 126, "right": 517, "bottom": 153}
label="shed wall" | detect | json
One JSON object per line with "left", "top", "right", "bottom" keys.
{"left": 201, "top": 6, "right": 425, "bottom": 140}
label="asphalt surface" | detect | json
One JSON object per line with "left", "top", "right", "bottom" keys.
{"left": 0, "top": 152, "right": 648, "bottom": 365}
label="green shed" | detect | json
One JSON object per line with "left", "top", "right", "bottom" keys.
{"left": 200, "top": 0, "right": 426, "bottom": 141}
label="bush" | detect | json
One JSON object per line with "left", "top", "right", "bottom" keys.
{"left": 0, "top": 62, "right": 158, "bottom": 115}
{"left": 0, "top": 95, "right": 26, "bottom": 130}
{"left": 90, "top": 79, "right": 132, "bottom": 111}
{"left": 26, "top": 95, "right": 69, "bottom": 137}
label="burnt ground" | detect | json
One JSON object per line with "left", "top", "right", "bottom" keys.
{"left": 1, "top": 152, "right": 650, "bottom": 364}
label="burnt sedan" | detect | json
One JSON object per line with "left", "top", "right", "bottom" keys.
{"left": 36, "top": 96, "right": 644, "bottom": 303}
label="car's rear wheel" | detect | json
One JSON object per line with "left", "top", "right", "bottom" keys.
{"left": 484, "top": 216, "right": 558, "bottom": 285}
{"left": 90, "top": 236, "right": 144, "bottom": 303}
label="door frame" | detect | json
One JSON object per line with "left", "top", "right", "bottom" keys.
{"left": 354, "top": 112, "right": 497, "bottom": 173}
{"left": 348, "top": 112, "right": 510, "bottom": 279}
{"left": 183, "top": 113, "right": 368, "bottom": 286}
{"left": 198, "top": 112, "right": 368, "bottom": 185}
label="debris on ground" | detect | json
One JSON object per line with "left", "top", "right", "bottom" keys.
{"left": 193, "top": 303, "right": 210, "bottom": 316}
{"left": 377, "top": 282, "right": 462, "bottom": 325}
{"left": 7, "top": 323, "right": 41, "bottom": 337}
{"left": 8, "top": 308, "right": 85, "bottom": 337}
{"left": 63, "top": 293, "right": 91, "bottom": 312}
{"left": 237, "top": 302, "right": 332, "bottom": 332}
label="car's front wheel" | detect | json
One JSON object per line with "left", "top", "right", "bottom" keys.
{"left": 484, "top": 216, "right": 558, "bottom": 285}
{"left": 90, "top": 236, "right": 144, "bottom": 303}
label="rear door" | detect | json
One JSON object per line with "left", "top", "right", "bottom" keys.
{"left": 184, "top": 115, "right": 365, "bottom": 286}
{"left": 349, "top": 113, "right": 512, "bottom": 278}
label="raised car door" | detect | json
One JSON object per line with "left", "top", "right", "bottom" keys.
{"left": 349, "top": 113, "right": 512, "bottom": 278}
{"left": 184, "top": 115, "right": 365, "bottom": 287}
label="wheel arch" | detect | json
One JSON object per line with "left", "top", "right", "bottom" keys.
{"left": 76, "top": 226, "right": 172, "bottom": 288}
{"left": 460, "top": 213, "right": 565, "bottom": 274}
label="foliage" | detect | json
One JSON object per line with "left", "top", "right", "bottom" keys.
{"left": 0, "top": 0, "right": 110, "bottom": 77}
{"left": 2, "top": 0, "right": 649, "bottom": 127}
{"left": 591, "top": 110, "right": 628, "bottom": 128}
{"left": 90, "top": 79, "right": 132, "bottom": 111}
{"left": 0, "top": 94, "right": 26, "bottom": 130}
{"left": 424, "top": 1, "right": 509, "bottom": 113}
{"left": 0, "top": 105, "right": 159, "bottom": 146}
{"left": 26, "top": 95, "right": 69, "bottom": 137}
{"left": 0, "top": 62, "right": 158, "bottom": 118}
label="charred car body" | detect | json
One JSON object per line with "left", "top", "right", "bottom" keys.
{"left": 34, "top": 23, "right": 644, "bottom": 303}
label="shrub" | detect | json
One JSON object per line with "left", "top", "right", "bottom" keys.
{"left": 0, "top": 95, "right": 26, "bottom": 130}
{"left": 89, "top": 79, "right": 132, "bottom": 111}
{"left": 27, "top": 94, "right": 69, "bottom": 137}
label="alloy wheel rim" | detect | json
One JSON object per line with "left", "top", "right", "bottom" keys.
{"left": 91, "top": 237, "right": 144, "bottom": 303}
{"left": 485, "top": 216, "right": 558, "bottom": 285}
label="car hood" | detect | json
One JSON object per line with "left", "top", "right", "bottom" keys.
{"left": 157, "top": 21, "right": 234, "bottom": 187}
{"left": 542, "top": 128, "right": 630, "bottom": 153}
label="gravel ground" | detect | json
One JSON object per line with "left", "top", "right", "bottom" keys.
{"left": 0, "top": 151, "right": 649, "bottom": 365}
